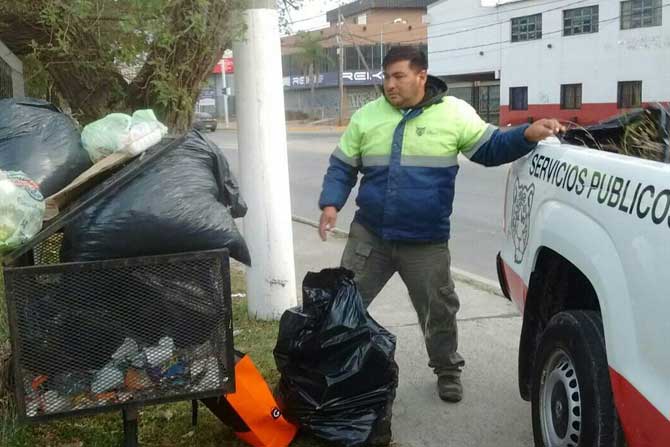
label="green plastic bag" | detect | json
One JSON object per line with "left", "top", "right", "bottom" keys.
{"left": 0, "top": 171, "right": 45, "bottom": 254}
{"left": 81, "top": 110, "right": 167, "bottom": 163}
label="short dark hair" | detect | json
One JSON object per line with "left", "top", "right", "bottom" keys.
{"left": 382, "top": 46, "right": 428, "bottom": 72}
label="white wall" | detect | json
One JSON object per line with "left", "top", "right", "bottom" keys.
{"left": 428, "top": 0, "right": 504, "bottom": 76}
{"left": 428, "top": 0, "right": 670, "bottom": 106}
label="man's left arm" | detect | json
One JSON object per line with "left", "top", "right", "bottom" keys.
{"left": 457, "top": 102, "right": 565, "bottom": 167}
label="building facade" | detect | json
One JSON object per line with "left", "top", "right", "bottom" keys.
{"left": 281, "top": 0, "right": 435, "bottom": 120}
{"left": 0, "top": 39, "right": 25, "bottom": 99}
{"left": 427, "top": 0, "right": 670, "bottom": 125}
{"left": 198, "top": 55, "right": 236, "bottom": 120}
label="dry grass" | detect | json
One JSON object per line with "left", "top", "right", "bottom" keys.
{"left": 563, "top": 107, "right": 669, "bottom": 162}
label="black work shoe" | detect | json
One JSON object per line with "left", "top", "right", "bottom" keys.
{"left": 437, "top": 375, "right": 463, "bottom": 402}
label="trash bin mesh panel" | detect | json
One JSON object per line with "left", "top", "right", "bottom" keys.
{"left": 32, "top": 233, "right": 63, "bottom": 266}
{"left": 4, "top": 251, "right": 233, "bottom": 420}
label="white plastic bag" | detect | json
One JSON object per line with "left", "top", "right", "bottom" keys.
{"left": 0, "top": 171, "right": 46, "bottom": 254}
{"left": 81, "top": 110, "right": 168, "bottom": 163}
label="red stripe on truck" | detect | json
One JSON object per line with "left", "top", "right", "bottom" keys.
{"left": 610, "top": 368, "right": 670, "bottom": 447}
{"left": 501, "top": 260, "right": 528, "bottom": 313}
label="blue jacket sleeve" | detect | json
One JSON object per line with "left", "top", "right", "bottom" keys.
{"left": 468, "top": 125, "right": 538, "bottom": 167}
{"left": 318, "top": 155, "right": 358, "bottom": 210}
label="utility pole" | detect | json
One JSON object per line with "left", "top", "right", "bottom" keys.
{"left": 233, "top": 0, "right": 297, "bottom": 320}
{"left": 342, "top": 21, "right": 381, "bottom": 96}
{"left": 220, "top": 60, "right": 229, "bottom": 127}
{"left": 338, "top": 8, "right": 345, "bottom": 126}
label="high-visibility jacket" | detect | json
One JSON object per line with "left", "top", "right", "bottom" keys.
{"left": 319, "top": 76, "right": 536, "bottom": 241}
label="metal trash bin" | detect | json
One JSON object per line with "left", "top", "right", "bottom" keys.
{"left": 1, "top": 137, "right": 236, "bottom": 445}
{"left": 3, "top": 244, "right": 235, "bottom": 423}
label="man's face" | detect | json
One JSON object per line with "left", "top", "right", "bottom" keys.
{"left": 383, "top": 60, "right": 427, "bottom": 109}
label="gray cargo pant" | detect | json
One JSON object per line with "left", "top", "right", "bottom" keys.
{"left": 341, "top": 221, "right": 465, "bottom": 376}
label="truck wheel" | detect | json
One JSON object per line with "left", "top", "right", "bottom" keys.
{"left": 531, "top": 310, "right": 625, "bottom": 447}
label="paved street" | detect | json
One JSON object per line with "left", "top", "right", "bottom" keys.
{"left": 210, "top": 128, "right": 509, "bottom": 281}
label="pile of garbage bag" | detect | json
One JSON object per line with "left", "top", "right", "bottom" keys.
{"left": 274, "top": 268, "right": 398, "bottom": 447}
{"left": 62, "top": 129, "right": 251, "bottom": 266}
{"left": 0, "top": 98, "right": 249, "bottom": 265}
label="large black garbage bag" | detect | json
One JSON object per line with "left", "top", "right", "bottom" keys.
{"left": 0, "top": 98, "right": 91, "bottom": 196}
{"left": 62, "top": 130, "right": 251, "bottom": 265}
{"left": 274, "top": 268, "right": 398, "bottom": 447}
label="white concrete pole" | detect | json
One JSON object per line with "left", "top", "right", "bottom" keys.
{"left": 220, "top": 63, "right": 230, "bottom": 126}
{"left": 233, "top": 0, "right": 297, "bottom": 320}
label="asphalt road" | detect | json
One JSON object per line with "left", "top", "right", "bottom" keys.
{"left": 209, "top": 129, "right": 509, "bottom": 281}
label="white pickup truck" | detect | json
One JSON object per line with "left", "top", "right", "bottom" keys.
{"left": 496, "top": 135, "right": 670, "bottom": 446}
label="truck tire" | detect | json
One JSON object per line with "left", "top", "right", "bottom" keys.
{"left": 531, "top": 310, "right": 625, "bottom": 447}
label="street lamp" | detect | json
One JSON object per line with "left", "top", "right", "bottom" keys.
{"left": 380, "top": 17, "right": 407, "bottom": 68}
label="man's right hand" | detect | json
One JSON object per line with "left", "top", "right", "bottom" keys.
{"left": 319, "top": 206, "right": 338, "bottom": 241}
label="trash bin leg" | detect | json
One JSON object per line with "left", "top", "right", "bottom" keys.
{"left": 191, "top": 400, "right": 198, "bottom": 427}
{"left": 122, "top": 406, "right": 139, "bottom": 447}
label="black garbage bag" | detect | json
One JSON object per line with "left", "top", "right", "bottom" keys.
{"left": 62, "top": 129, "right": 251, "bottom": 265}
{"left": 0, "top": 98, "right": 91, "bottom": 196}
{"left": 274, "top": 268, "right": 398, "bottom": 447}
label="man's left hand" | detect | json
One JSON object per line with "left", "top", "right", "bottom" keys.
{"left": 524, "top": 119, "right": 566, "bottom": 143}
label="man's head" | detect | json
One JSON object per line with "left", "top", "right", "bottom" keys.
{"left": 382, "top": 46, "right": 428, "bottom": 109}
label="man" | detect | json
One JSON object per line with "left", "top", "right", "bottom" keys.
{"left": 318, "top": 46, "right": 564, "bottom": 403}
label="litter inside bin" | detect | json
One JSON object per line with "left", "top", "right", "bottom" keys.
{"left": 22, "top": 337, "right": 224, "bottom": 417}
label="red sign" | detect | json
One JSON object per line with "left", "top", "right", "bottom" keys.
{"left": 223, "top": 58, "right": 234, "bottom": 74}
{"left": 213, "top": 58, "right": 235, "bottom": 74}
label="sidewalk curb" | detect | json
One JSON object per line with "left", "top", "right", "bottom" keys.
{"left": 291, "top": 215, "right": 504, "bottom": 298}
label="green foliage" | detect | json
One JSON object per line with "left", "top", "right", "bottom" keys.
{"left": 0, "top": 0, "right": 245, "bottom": 131}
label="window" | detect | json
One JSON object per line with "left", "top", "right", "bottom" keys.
{"left": 344, "top": 46, "right": 359, "bottom": 71}
{"left": 509, "top": 87, "right": 528, "bottom": 110}
{"left": 564, "top": 6, "right": 599, "bottom": 35}
{"left": 621, "top": 0, "right": 662, "bottom": 29}
{"left": 0, "top": 58, "right": 12, "bottom": 99}
{"left": 354, "top": 14, "right": 367, "bottom": 25}
{"left": 618, "top": 81, "right": 642, "bottom": 108}
{"left": 511, "top": 14, "right": 542, "bottom": 42}
{"left": 561, "top": 84, "right": 582, "bottom": 109}
{"left": 318, "top": 47, "right": 338, "bottom": 73}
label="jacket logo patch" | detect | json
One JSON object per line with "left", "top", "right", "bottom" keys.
{"left": 416, "top": 127, "right": 426, "bottom": 136}
{"left": 510, "top": 178, "right": 535, "bottom": 264}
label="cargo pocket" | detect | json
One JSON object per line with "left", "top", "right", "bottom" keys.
{"left": 343, "top": 242, "right": 372, "bottom": 274}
